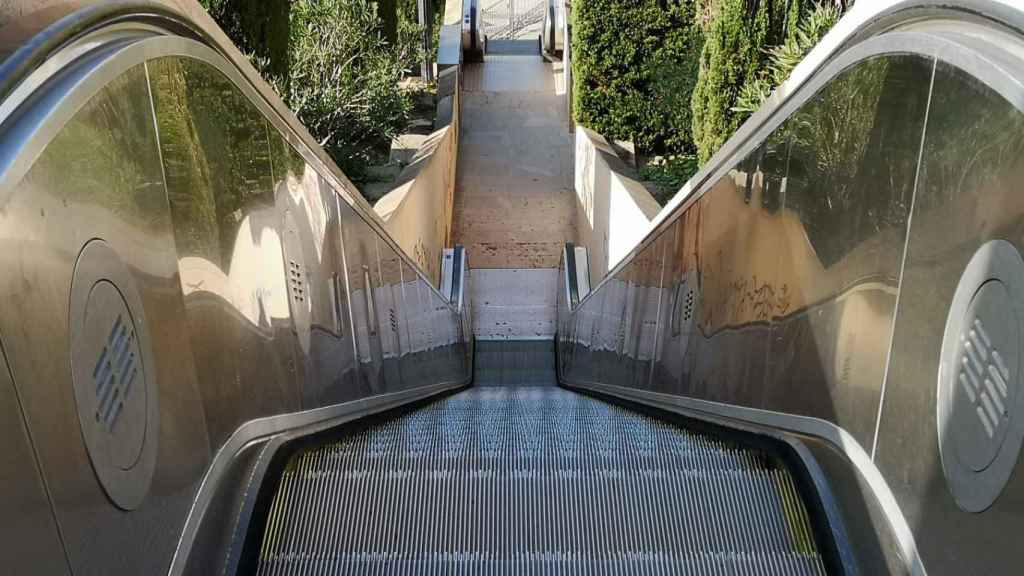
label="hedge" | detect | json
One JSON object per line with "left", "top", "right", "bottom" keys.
{"left": 572, "top": 0, "right": 843, "bottom": 170}
{"left": 572, "top": 0, "right": 702, "bottom": 155}
{"left": 690, "top": 0, "right": 806, "bottom": 163}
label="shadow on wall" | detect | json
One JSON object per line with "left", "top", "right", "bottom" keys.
{"left": 573, "top": 126, "right": 661, "bottom": 280}
{"left": 373, "top": 120, "right": 458, "bottom": 286}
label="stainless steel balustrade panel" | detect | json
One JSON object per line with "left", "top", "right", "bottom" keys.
{"left": 377, "top": 236, "right": 406, "bottom": 389}
{"left": 149, "top": 56, "right": 303, "bottom": 448}
{"left": 400, "top": 259, "right": 429, "bottom": 383}
{"left": 256, "top": 386, "right": 828, "bottom": 575}
{"left": 270, "top": 133, "right": 360, "bottom": 409}
{"left": 0, "top": 36, "right": 469, "bottom": 576}
{"left": 650, "top": 217, "right": 692, "bottom": 394}
{"left": 339, "top": 196, "right": 389, "bottom": 395}
{"left": 0, "top": 61, "right": 214, "bottom": 575}
{"left": 560, "top": 22, "right": 1024, "bottom": 575}
{"left": 875, "top": 59, "right": 1024, "bottom": 574}
{"left": 764, "top": 54, "right": 934, "bottom": 447}
{"left": 0, "top": 350, "right": 71, "bottom": 575}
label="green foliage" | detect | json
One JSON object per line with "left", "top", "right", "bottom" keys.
{"left": 398, "top": 0, "right": 443, "bottom": 73}
{"left": 199, "top": 0, "right": 291, "bottom": 80}
{"left": 571, "top": 0, "right": 844, "bottom": 188}
{"left": 146, "top": 58, "right": 219, "bottom": 259}
{"left": 572, "top": 0, "right": 702, "bottom": 155}
{"left": 279, "top": 0, "right": 411, "bottom": 180}
{"left": 639, "top": 154, "right": 700, "bottom": 204}
{"left": 202, "top": 0, "right": 427, "bottom": 182}
{"left": 149, "top": 57, "right": 281, "bottom": 263}
{"left": 782, "top": 55, "right": 931, "bottom": 265}
{"left": 690, "top": 0, "right": 796, "bottom": 164}
{"left": 918, "top": 64, "right": 1024, "bottom": 215}
{"left": 36, "top": 65, "right": 169, "bottom": 231}
{"left": 733, "top": 3, "right": 839, "bottom": 115}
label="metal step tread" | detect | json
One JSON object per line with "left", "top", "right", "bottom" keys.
{"left": 255, "top": 387, "right": 827, "bottom": 575}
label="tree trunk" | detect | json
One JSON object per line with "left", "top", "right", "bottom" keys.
{"left": 379, "top": 0, "right": 398, "bottom": 46}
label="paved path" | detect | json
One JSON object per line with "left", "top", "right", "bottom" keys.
{"left": 453, "top": 50, "right": 574, "bottom": 269}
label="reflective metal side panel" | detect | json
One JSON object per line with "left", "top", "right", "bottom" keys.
{"left": 0, "top": 31, "right": 470, "bottom": 576}
{"left": 150, "top": 56, "right": 301, "bottom": 448}
{"left": 875, "top": 58, "right": 1024, "bottom": 574}
{"left": 339, "top": 198, "right": 387, "bottom": 395}
{"left": 586, "top": 54, "right": 932, "bottom": 449}
{"left": 558, "top": 25, "right": 1024, "bottom": 576}
{"left": 650, "top": 218, "right": 692, "bottom": 393}
{"left": 765, "top": 54, "right": 933, "bottom": 447}
{"left": 376, "top": 235, "right": 406, "bottom": 389}
{"left": 0, "top": 351, "right": 70, "bottom": 575}
{"left": 267, "top": 132, "right": 358, "bottom": 408}
{"left": 563, "top": 52, "right": 931, "bottom": 437}
{"left": 0, "top": 61, "right": 213, "bottom": 574}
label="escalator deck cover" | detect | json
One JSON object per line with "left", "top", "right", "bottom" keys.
{"left": 256, "top": 387, "right": 827, "bottom": 575}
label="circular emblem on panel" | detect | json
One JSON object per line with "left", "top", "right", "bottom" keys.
{"left": 938, "top": 239, "right": 1024, "bottom": 512}
{"left": 69, "top": 240, "right": 158, "bottom": 510}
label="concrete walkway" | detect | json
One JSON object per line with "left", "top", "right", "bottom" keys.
{"left": 453, "top": 51, "right": 574, "bottom": 269}
{"left": 453, "top": 45, "right": 574, "bottom": 340}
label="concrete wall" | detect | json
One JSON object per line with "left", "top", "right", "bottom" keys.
{"left": 373, "top": 0, "right": 463, "bottom": 287}
{"left": 374, "top": 107, "right": 459, "bottom": 287}
{"left": 573, "top": 126, "right": 661, "bottom": 281}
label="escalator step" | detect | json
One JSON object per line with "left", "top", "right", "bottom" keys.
{"left": 255, "top": 387, "right": 827, "bottom": 575}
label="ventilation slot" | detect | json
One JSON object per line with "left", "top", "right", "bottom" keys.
{"left": 671, "top": 279, "right": 697, "bottom": 337}
{"left": 938, "top": 239, "right": 1024, "bottom": 512}
{"left": 288, "top": 260, "right": 305, "bottom": 303}
{"left": 958, "top": 318, "right": 1010, "bottom": 439}
{"left": 92, "top": 313, "right": 137, "bottom": 432}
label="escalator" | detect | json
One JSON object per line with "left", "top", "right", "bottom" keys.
{"left": 1, "top": 1, "right": 1024, "bottom": 576}
{"left": 251, "top": 349, "right": 830, "bottom": 575}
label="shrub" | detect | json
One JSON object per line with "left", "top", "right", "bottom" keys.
{"left": 690, "top": 0, "right": 799, "bottom": 164}
{"left": 639, "top": 153, "right": 700, "bottom": 204}
{"left": 199, "top": 0, "right": 291, "bottom": 80}
{"left": 572, "top": 0, "right": 702, "bottom": 155}
{"left": 282, "top": 0, "right": 412, "bottom": 180}
{"left": 203, "top": 0, "right": 414, "bottom": 181}
{"left": 733, "top": 3, "right": 840, "bottom": 115}
{"left": 398, "top": 0, "right": 443, "bottom": 73}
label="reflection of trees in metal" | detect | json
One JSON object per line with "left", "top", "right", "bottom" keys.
{"left": 149, "top": 56, "right": 301, "bottom": 332}
{"left": 482, "top": 0, "right": 545, "bottom": 40}
{"left": 917, "top": 63, "right": 1024, "bottom": 215}
{"left": 36, "top": 64, "right": 167, "bottom": 233}
{"left": 149, "top": 57, "right": 276, "bottom": 267}
{"left": 783, "top": 56, "right": 931, "bottom": 267}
